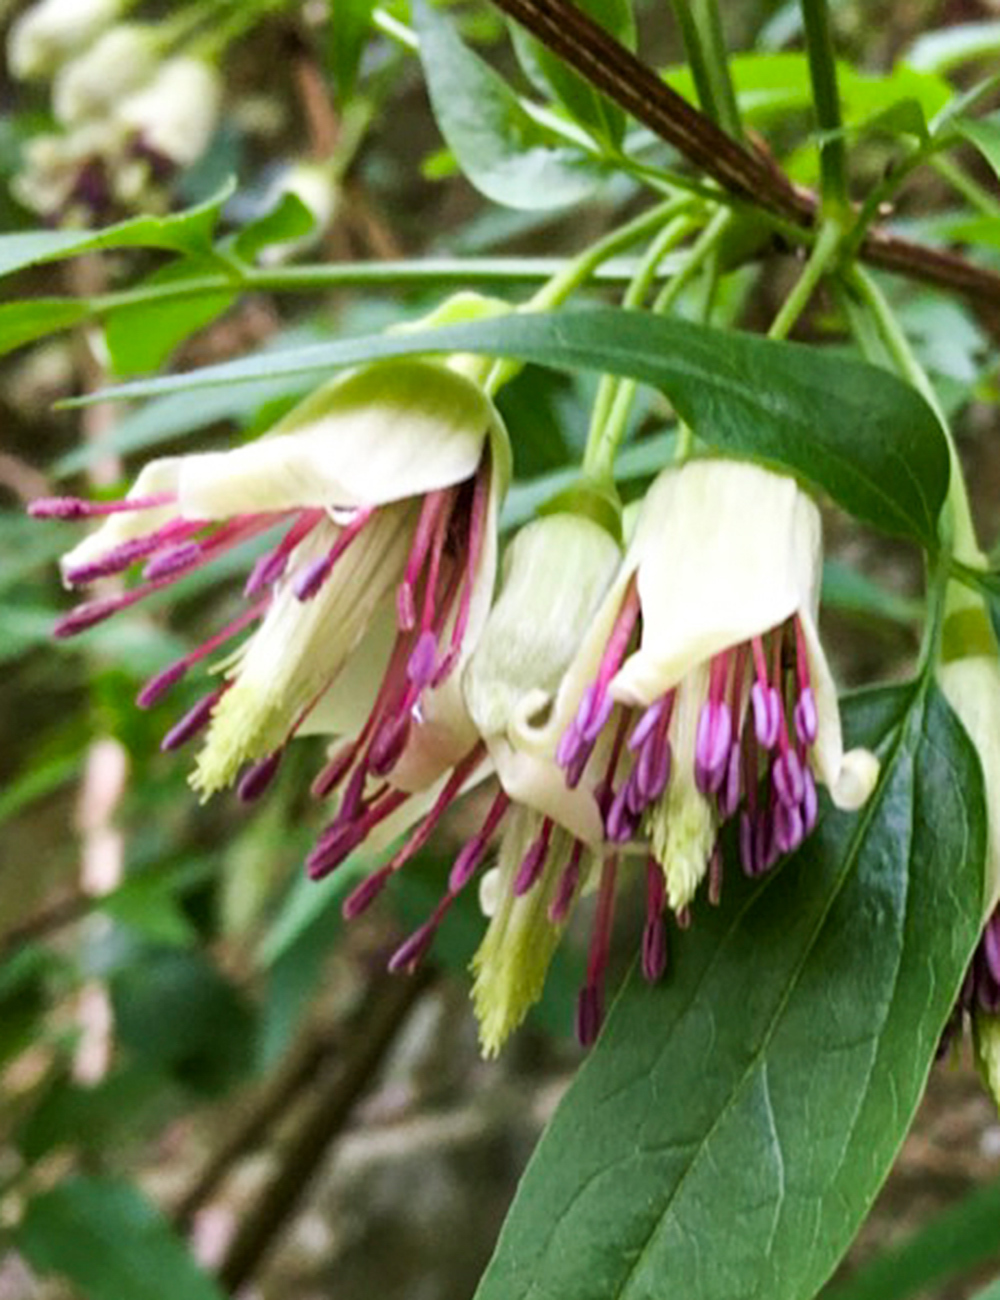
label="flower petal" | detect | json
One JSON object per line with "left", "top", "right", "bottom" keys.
{"left": 612, "top": 460, "right": 821, "bottom": 706}
{"left": 178, "top": 360, "right": 504, "bottom": 519}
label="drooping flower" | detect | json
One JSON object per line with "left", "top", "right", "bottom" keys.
{"left": 52, "top": 25, "right": 159, "bottom": 126}
{"left": 458, "top": 510, "right": 629, "bottom": 1053}
{"left": 116, "top": 56, "right": 222, "bottom": 173}
{"left": 7, "top": 0, "right": 122, "bottom": 81}
{"left": 36, "top": 354, "right": 510, "bottom": 869}
{"left": 550, "top": 459, "right": 880, "bottom": 914}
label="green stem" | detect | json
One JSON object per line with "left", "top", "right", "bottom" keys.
{"left": 482, "top": 197, "right": 696, "bottom": 393}
{"left": 584, "top": 212, "right": 699, "bottom": 459}
{"left": 583, "top": 206, "right": 732, "bottom": 482}
{"left": 848, "top": 265, "right": 987, "bottom": 658}
{"left": 931, "top": 154, "right": 1000, "bottom": 217}
{"left": 767, "top": 217, "right": 842, "bottom": 340}
{"left": 800, "top": 0, "right": 848, "bottom": 211}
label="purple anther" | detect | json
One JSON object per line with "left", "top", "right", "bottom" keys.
{"left": 244, "top": 549, "right": 288, "bottom": 597}
{"left": 161, "top": 690, "right": 220, "bottom": 751}
{"left": 579, "top": 685, "right": 614, "bottom": 744}
{"left": 642, "top": 916, "right": 667, "bottom": 983}
{"left": 342, "top": 866, "right": 392, "bottom": 919}
{"left": 751, "top": 682, "right": 780, "bottom": 749}
{"left": 636, "top": 731, "right": 671, "bottom": 805}
{"left": 754, "top": 811, "right": 778, "bottom": 875}
{"left": 388, "top": 917, "right": 438, "bottom": 973}
{"left": 369, "top": 712, "right": 411, "bottom": 777}
{"left": 772, "top": 749, "right": 805, "bottom": 809}
{"left": 137, "top": 659, "right": 188, "bottom": 708}
{"left": 794, "top": 686, "right": 818, "bottom": 746}
{"left": 311, "top": 741, "right": 358, "bottom": 799}
{"left": 628, "top": 698, "right": 665, "bottom": 751}
{"left": 307, "top": 822, "right": 366, "bottom": 879}
{"left": 450, "top": 836, "right": 486, "bottom": 894}
{"left": 739, "top": 812, "right": 755, "bottom": 877}
{"left": 605, "top": 785, "right": 636, "bottom": 844}
{"left": 564, "top": 747, "right": 590, "bottom": 791}
{"left": 54, "top": 594, "right": 126, "bottom": 638}
{"left": 407, "top": 630, "right": 438, "bottom": 689}
{"left": 337, "top": 762, "right": 368, "bottom": 823}
{"left": 576, "top": 983, "right": 602, "bottom": 1047}
{"left": 548, "top": 843, "right": 584, "bottom": 924}
{"left": 64, "top": 533, "right": 163, "bottom": 585}
{"left": 556, "top": 719, "right": 584, "bottom": 770}
{"left": 514, "top": 826, "right": 550, "bottom": 897}
{"left": 238, "top": 750, "right": 282, "bottom": 803}
{"left": 695, "top": 700, "right": 732, "bottom": 795}
{"left": 29, "top": 496, "right": 93, "bottom": 519}
{"left": 396, "top": 580, "right": 417, "bottom": 631}
{"left": 292, "top": 555, "right": 331, "bottom": 602}
{"left": 802, "top": 767, "right": 818, "bottom": 834}
{"left": 625, "top": 769, "right": 646, "bottom": 818}
{"left": 774, "top": 800, "right": 804, "bottom": 855}
{"left": 717, "top": 743, "right": 742, "bottom": 819}
{"left": 143, "top": 541, "right": 201, "bottom": 581}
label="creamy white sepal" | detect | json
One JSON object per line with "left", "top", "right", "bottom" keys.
{"left": 117, "top": 58, "right": 221, "bottom": 167}
{"left": 8, "top": 0, "right": 122, "bottom": 79}
{"left": 53, "top": 25, "right": 158, "bottom": 124}
{"left": 178, "top": 361, "right": 504, "bottom": 518}
{"left": 940, "top": 654, "right": 1000, "bottom": 916}
{"left": 612, "top": 460, "right": 820, "bottom": 706}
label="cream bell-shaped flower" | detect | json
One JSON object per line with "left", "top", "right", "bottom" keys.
{"left": 36, "top": 355, "right": 510, "bottom": 880}
{"left": 552, "top": 458, "right": 880, "bottom": 915}
{"left": 7, "top": 0, "right": 122, "bottom": 80}
{"left": 458, "top": 512, "right": 628, "bottom": 1052}
{"left": 116, "top": 57, "right": 222, "bottom": 170}
{"left": 52, "top": 25, "right": 159, "bottom": 126}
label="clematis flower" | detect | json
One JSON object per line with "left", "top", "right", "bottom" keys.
{"left": 116, "top": 57, "right": 222, "bottom": 173}
{"left": 35, "top": 355, "right": 510, "bottom": 870}
{"left": 549, "top": 458, "right": 880, "bottom": 915}
{"left": 458, "top": 511, "right": 629, "bottom": 1053}
{"left": 7, "top": 0, "right": 123, "bottom": 81}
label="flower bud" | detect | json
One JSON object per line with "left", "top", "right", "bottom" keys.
{"left": 117, "top": 57, "right": 222, "bottom": 169}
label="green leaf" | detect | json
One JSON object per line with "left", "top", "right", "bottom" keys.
{"left": 474, "top": 680, "right": 986, "bottom": 1300}
{"left": 15, "top": 1176, "right": 227, "bottom": 1300}
{"left": 0, "top": 181, "right": 234, "bottom": 280}
{"left": 822, "top": 1174, "right": 1000, "bottom": 1300}
{"left": 104, "top": 257, "right": 237, "bottom": 378}
{"left": 0, "top": 297, "right": 89, "bottom": 359}
{"left": 413, "top": 0, "right": 608, "bottom": 209}
{"left": 232, "top": 191, "right": 317, "bottom": 262}
{"left": 954, "top": 113, "right": 1000, "bottom": 180}
{"left": 328, "top": 0, "right": 378, "bottom": 101}
{"left": 16, "top": 1067, "right": 166, "bottom": 1164}
{"left": 509, "top": 0, "right": 634, "bottom": 148}
{"left": 83, "top": 309, "right": 951, "bottom": 547}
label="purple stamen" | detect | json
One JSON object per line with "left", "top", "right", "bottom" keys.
{"left": 751, "top": 682, "right": 780, "bottom": 749}
{"left": 985, "top": 916, "right": 1000, "bottom": 985}
{"left": 238, "top": 750, "right": 283, "bottom": 802}
{"left": 718, "top": 743, "right": 742, "bottom": 819}
{"left": 342, "top": 865, "right": 393, "bottom": 919}
{"left": 605, "top": 784, "right": 636, "bottom": 844}
{"left": 774, "top": 800, "right": 804, "bottom": 854}
{"left": 548, "top": 840, "right": 585, "bottom": 924}
{"left": 143, "top": 540, "right": 203, "bottom": 580}
{"left": 576, "top": 984, "right": 602, "bottom": 1047}
{"left": 244, "top": 508, "right": 324, "bottom": 597}
{"left": 556, "top": 718, "right": 584, "bottom": 770}
{"left": 387, "top": 915, "right": 440, "bottom": 973}
{"left": 772, "top": 749, "right": 805, "bottom": 808}
{"left": 449, "top": 791, "right": 509, "bottom": 895}
{"left": 628, "top": 698, "right": 665, "bottom": 751}
{"left": 580, "top": 685, "right": 614, "bottom": 746}
{"left": 514, "top": 819, "right": 553, "bottom": 897}
{"left": 161, "top": 688, "right": 222, "bottom": 751}
{"left": 802, "top": 767, "right": 818, "bottom": 833}
{"left": 63, "top": 520, "right": 197, "bottom": 585}
{"left": 407, "top": 630, "right": 438, "bottom": 689}
{"left": 739, "top": 812, "right": 755, "bottom": 877}
{"left": 29, "top": 492, "right": 175, "bottom": 519}
{"left": 368, "top": 711, "right": 411, "bottom": 778}
{"left": 695, "top": 700, "right": 732, "bottom": 795}
{"left": 794, "top": 687, "right": 818, "bottom": 746}
{"left": 137, "top": 660, "right": 188, "bottom": 709}
{"left": 642, "top": 859, "right": 667, "bottom": 983}
{"left": 398, "top": 489, "right": 452, "bottom": 631}
{"left": 291, "top": 555, "right": 331, "bottom": 601}
{"left": 636, "top": 730, "right": 672, "bottom": 804}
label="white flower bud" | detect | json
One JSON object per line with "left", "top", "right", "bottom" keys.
{"left": 52, "top": 25, "right": 159, "bottom": 125}
{"left": 117, "top": 57, "right": 222, "bottom": 168}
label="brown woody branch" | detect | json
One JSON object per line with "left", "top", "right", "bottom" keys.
{"left": 487, "top": 0, "right": 1000, "bottom": 307}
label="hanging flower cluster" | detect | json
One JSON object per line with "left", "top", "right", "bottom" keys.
{"left": 37, "top": 359, "right": 882, "bottom": 1054}
{"left": 8, "top": 0, "right": 220, "bottom": 223}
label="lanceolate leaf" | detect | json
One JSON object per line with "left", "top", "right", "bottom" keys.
{"left": 80, "top": 309, "right": 951, "bottom": 546}
{"left": 474, "top": 681, "right": 985, "bottom": 1300}
{"left": 413, "top": 0, "right": 609, "bottom": 209}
